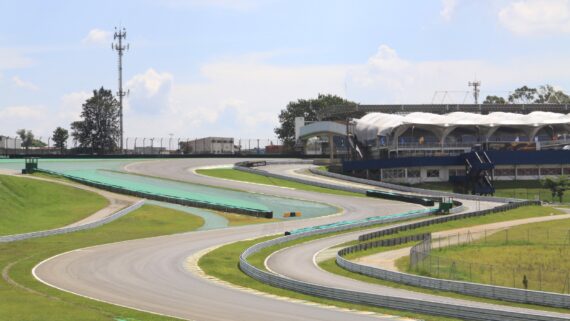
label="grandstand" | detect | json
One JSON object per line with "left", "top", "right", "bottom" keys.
{"left": 297, "top": 104, "right": 570, "bottom": 195}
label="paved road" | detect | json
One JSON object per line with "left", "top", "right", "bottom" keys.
{"left": 35, "top": 158, "right": 423, "bottom": 321}
{"left": 265, "top": 220, "right": 570, "bottom": 320}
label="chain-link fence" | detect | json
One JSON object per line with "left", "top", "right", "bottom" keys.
{"left": 0, "top": 137, "right": 291, "bottom": 156}
{"left": 409, "top": 227, "right": 570, "bottom": 293}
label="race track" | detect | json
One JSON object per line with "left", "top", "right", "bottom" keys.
{"left": 34, "top": 158, "right": 423, "bottom": 321}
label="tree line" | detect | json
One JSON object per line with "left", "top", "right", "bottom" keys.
{"left": 15, "top": 87, "right": 120, "bottom": 154}
{"left": 484, "top": 85, "right": 570, "bottom": 104}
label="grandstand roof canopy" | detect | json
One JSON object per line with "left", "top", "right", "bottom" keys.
{"left": 355, "top": 111, "right": 570, "bottom": 142}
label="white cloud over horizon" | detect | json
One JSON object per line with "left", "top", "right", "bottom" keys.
{"left": 440, "top": 0, "right": 457, "bottom": 21}
{"left": 82, "top": 28, "right": 111, "bottom": 45}
{"left": 12, "top": 76, "right": 38, "bottom": 91}
{"left": 499, "top": 0, "right": 570, "bottom": 35}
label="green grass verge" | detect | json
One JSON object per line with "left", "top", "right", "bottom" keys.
{"left": 0, "top": 174, "right": 108, "bottom": 236}
{"left": 196, "top": 168, "right": 363, "bottom": 197}
{"left": 198, "top": 235, "right": 460, "bottom": 321}
{"left": 412, "top": 180, "right": 569, "bottom": 203}
{"left": 0, "top": 204, "right": 204, "bottom": 321}
{"left": 398, "top": 218, "right": 570, "bottom": 293}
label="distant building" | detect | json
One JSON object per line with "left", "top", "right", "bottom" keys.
{"left": 0, "top": 136, "right": 22, "bottom": 149}
{"left": 180, "top": 137, "right": 234, "bottom": 154}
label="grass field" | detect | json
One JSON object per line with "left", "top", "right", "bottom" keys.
{"left": 398, "top": 218, "right": 570, "bottom": 293}
{"left": 198, "top": 235, "right": 460, "bottom": 321}
{"left": 0, "top": 175, "right": 108, "bottom": 235}
{"left": 196, "top": 168, "right": 363, "bottom": 197}
{"left": 315, "top": 205, "right": 570, "bottom": 314}
{"left": 412, "top": 180, "right": 568, "bottom": 202}
{"left": 0, "top": 204, "right": 204, "bottom": 321}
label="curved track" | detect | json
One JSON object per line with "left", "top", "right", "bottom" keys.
{"left": 35, "top": 158, "right": 426, "bottom": 321}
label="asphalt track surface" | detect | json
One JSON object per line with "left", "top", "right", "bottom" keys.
{"left": 35, "top": 158, "right": 424, "bottom": 321}
{"left": 32, "top": 158, "right": 561, "bottom": 321}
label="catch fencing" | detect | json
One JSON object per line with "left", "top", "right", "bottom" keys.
{"left": 409, "top": 227, "right": 570, "bottom": 294}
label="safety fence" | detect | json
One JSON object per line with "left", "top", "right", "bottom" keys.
{"left": 338, "top": 233, "right": 431, "bottom": 256}
{"left": 309, "top": 167, "right": 521, "bottom": 203}
{"left": 240, "top": 214, "right": 570, "bottom": 320}
{"left": 409, "top": 227, "right": 570, "bottom": 294}
{"left": 0, "top": 200, "right": 145, "bottom": 243}
{"left": 357, "top": 200, "right": 539, "bottom": 242}
{"left": 36, "top": 169, "right": 273, "bottom": 218}
{"left": 335, "top": 223, "right": 570, "bottom": 308}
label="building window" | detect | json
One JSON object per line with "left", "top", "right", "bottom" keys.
{"left": 407, "top": 169, "right": 420, "bottom": 178}
{"left": 382, "top": 169, "right": 405, "bottom": 179}
{"left": 427, "top": 169, "right": 440, "bottom": 178}
{"left": 495, "top": 168, "right": 515, "bottom": 176}
{"left": 517, "top": 167, "right": 538, "bottom": 176}
{"left": 541, "top": 167, "right": 562, "bottom": 176}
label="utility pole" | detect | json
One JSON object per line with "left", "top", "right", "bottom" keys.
{"left": 112, "top": 27, "right": 129, "bottom": 151}
{"left": 468, "top": 80, "right": 481, "bottom": 104}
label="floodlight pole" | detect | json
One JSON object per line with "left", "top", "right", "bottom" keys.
{"left": 112, "top": 27, "right": 129, "bottom": 152}
{"left": 468, "top": 80, "right": 481, "bottom": 104}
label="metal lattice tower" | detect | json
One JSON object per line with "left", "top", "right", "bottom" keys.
{"left": 468, "top": 80, "right": 481, "bottom": 104}
{"left": 112, "top": 27, "right": 129, "bottom": 151}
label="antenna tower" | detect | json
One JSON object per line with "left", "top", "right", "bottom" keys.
{"left": 468, "top": 80, "right": 481, "bottom": 104}
{"left": 112, "top": 27, "right": 129, "bottom": 151}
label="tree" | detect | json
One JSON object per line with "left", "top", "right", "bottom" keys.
{"left": 508, "top": 86, "right": 538, "bottom": 104}
{"left": 483, "top": 95, "right": 506, "bottom": 104}
{"left": 535, "top": 85, "right": 570, "bottom": 104}
{"left": 541, "top": 175, "right": 569, "bottom": 203}
{"left": 16, "top": 129, "right": 34, "bottom": 150}
{"left": 52, "top": 127, "right": 69, "bottom": 153}
{"left": 274, "top": 94, "right": 360, "bottom": 149}
{"left": 71, "top": 87, "right": 120, "bottom": 154}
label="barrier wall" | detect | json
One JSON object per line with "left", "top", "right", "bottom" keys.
{"left": 0, "top": 200, "right": 145, "bottom": 243}
{"left": 309, "top": 167, "right": 519, "bottom": 203}
{"left": 337, "top": 228, "right": 570, "bottom": 308}
{"left": 36, "top": 169, "right": 273, "bottom": 218}
{"left": 239, "top": 212, "right": 569, "bottom": 321}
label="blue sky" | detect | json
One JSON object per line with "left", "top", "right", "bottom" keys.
{"left": 2, "top": 0, "right": 570, "bottom": 141}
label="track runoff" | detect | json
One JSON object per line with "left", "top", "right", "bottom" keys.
{"left": 35, "top": 158, "right": 505, "bottom": 321}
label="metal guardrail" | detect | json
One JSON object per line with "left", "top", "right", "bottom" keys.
{"left": 237, "top": 163, "right": 560, "bottom": 319}
{"left": 240, "top": 219, "right": 570, "bottom": 321}
{"left": 357, "top": 201, "right": 537, "bottom": 242}
{"left": 36, "top": 169, "right": 273, "bottom": 218}
{"left": 309, "top": 167, "right": 521, "bottom": 203}
{"left": 0, "top": 200, "right": 145, "bottom": 243}
{"left": 337, "top": 226, "right": 570, "bottom": 308}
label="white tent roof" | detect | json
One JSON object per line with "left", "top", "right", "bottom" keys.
{"left": 355, "top": 111, "right": 570, "bottom": 141}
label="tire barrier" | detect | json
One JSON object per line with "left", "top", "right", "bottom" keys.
{"left": 336, "top": 230, "right": 570, "bottom": 309}
{"left": 36, "top": 169, "right": 273, "bottom": 218}
{"left": 240, "top": 222, "right": 570, "bottom": 321}
{"left": 366, "top": 190, "right": 435, "bottom": 206}
{"left": 309, "top": 168, "right": 521, "bottom": 204}
{"left": 0, "top": 200, "right": 145, "bottom": 243}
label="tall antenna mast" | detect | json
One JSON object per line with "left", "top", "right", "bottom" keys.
{"left": 112, "top": 26, "right": 129, "bottom": 151}
{"left": 468, "top": 79, "right": 481, "bottom": 104}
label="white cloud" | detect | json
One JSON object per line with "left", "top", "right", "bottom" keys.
{"left": 0, "top": 105, "right": 44, "bottom": 118}
{"left": 12, "top": 76, "right": 38, "bottom": 91}
{"left": 440, "top": 0, "right": 457, "bottom": 21}
{"left": 125, "top": 68, "right": 173, "bottom": 114}
{"left": 0, "top": 49, "right": 34, "bottom": 70}
{"left": 499, "top": 0, "right": 570, "bottom": 35}
{"left": 58, "top": 91, "right": 91, "bottom": 122}
{"left": 82, "top": 28, "right": 111, "bottom": 45}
